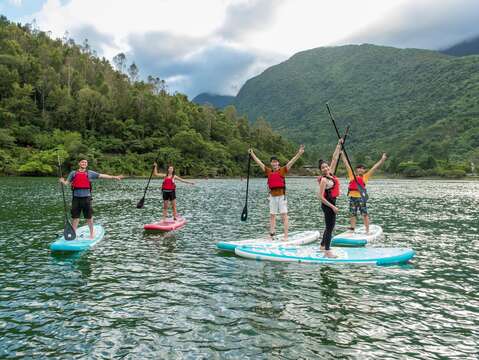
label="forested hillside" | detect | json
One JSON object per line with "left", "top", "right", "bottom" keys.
{"left": 0, "top": 16, "right": 298, "bottom": 177}
{"left": 234, "top": 44, "right": 479, "bottom": 177}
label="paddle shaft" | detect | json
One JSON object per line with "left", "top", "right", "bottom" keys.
{"left": 57, "top": 156, "right": 69, "bottom": 222}
{"left": 244, "top": 154, "right": 251, "bottom": 204}
{"left": 333, "top": 125, "right": 350, "bottom": 175}
{"left": 141, "top": 149, "right": 162, "bottom": 198}
{"left": 326, "top": 103, "right": 367, "bottom": 198}
{"left": 241, "top": 153, "right": 251, "bottom": 221}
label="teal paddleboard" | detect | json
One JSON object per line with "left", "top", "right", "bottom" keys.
{"left": 331, "top": 224, "right": 382, "bottom": 247}
{"left": 50, "top": 224, "right": 105, "bottom": 252}
{"left": 235, "top": 245, "right": 415, "bottom": 265}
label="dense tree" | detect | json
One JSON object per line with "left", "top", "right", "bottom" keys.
{"left": 0, "top": 16, "right": 298, "bottom": 176}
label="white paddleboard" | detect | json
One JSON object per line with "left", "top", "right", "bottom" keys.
{"left": 217, "top": 230, "right": 319, "bottom": 252}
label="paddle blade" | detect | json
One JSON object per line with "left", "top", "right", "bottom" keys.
{"left": 136, "top": 197, "right": 145, "bottom": 209}
{"left": 64, "top": 220, "right": 76, "bottom": 241}
{"left": 241, "top": 205, "right": 248, "bottom": 221}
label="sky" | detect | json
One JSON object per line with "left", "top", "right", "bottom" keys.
{"left": 1, "top": 0, "right": 478, "bottom": 98}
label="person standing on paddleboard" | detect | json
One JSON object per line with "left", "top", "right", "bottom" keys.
{"left": 341, "top": 152, "right": 387, "bottom": 234}
{"left": 153, "top": 163, "right": 195, "bottom": 221}
{"left": 248, "top": 145, "right": 305, "bottom": 241}
{"left": 317, "top": 139, "right": 343, "bottom": 258}
{"left": 59, "top": 159, "right": 123, "bottom": 239}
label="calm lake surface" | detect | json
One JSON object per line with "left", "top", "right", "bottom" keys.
{"left": 1, "top": 177, "right": 478, "bottom": 359}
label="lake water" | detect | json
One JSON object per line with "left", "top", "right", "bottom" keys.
{"left": 0, "top": 177, "right": 478, "bottom": 359}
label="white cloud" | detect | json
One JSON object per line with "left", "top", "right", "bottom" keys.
{"left": 9, "top": 0, "right": 23, "bottom": 6}
{"left": 24, "top": 0, "right": 479, "bottom": 97}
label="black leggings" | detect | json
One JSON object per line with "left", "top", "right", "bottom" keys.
{"left": 321, "top": 199, "right": 336, "bottom": 250}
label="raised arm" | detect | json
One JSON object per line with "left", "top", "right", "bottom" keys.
{"left": 153, "top": 163, "right": 166, "bottom": 177}
{"left": 248, "top": 149, "right": 266, "bottom": 172}
{"left": 175, "top": 175, "right": 195, "bottom": 185}
{"left": 367, "top": 153, "right": 387, "bottom": 176}
{"left": 317, "top": 178, "right": 339, "bottom": 213}
{"left": 329, "top": 139, "right": 343, "bottom": 174}
{"left": 286, "top": 144, "right": 305, "bottom": 171}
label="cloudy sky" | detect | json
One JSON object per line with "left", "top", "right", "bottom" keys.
{"left": 1, "top": 0, "right": 478, "bottom": 98}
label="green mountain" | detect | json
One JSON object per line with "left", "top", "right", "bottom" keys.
{"left": 192, "top": 93, "right": 235, "bottom": 109}
{"left": 442, "top": 35, "right": 479, "bottom": 56}
{"left": 0, "top": 16, "right": 298, "bottom": 177}
{"left": 234, "top": 44, "right": 479, "bottom": 177}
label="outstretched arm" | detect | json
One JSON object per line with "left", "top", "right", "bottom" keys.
{"left": 286, "top": 144, "right": 305, "bottom": 171}
{"left": 248, "top": 149, "right": 266, "bottom": 172}
{"left": 175, "top": 175, "right": 195, "bottom": 185}
{"left": 153, "top": 163, "right": 166, "bottom": 177}
{"left": 368, "top": 153, "right": 387, "bottom": 176}
{"left": 99, "top": 173, "right": 123, "bottom": 180}
{"left": 329, "top": 139, "right": 343, "bottom": 173}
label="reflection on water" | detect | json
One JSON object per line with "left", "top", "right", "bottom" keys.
{"left": 0, "top": 177, "right": 478, "bottom": 358}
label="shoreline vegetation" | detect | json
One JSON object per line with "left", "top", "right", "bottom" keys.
{"left": 1, "top": 173, "right": 477, "bottom": 180}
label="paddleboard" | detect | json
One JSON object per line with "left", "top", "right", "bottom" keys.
{"left": 50, "top": 224, "right": 105, "bottom": 252}
{"left": 217, "top": 230, "right": 319, "bottom": 252}
{"left": 331, "top": 224, "right": 383, "bottom": 247}
{"left": 235, "top": 245, "right": 414, "bottom": 265}
{"left": 144, "top": 216, "right": 187, "bottom": 231}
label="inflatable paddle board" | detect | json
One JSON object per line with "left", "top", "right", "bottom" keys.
{"left": 144, "top": 216, "right": 187, "bottom": 231}
{"left": 332, "top": 224, "right": 383, "bottom": 247}
{"left": 217, "top": 230, "right": 319, "bottom": 252}
{"left": 235, "top": 245, "right": 414, "bottom": 265}
{"left": 50, "top": 224, "right": 105, "bottom": 252}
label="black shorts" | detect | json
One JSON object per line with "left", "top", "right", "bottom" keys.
{"left": 162, "top": 190, "right": 176, "bottom": 201}
{"left": 71, "top": 196, "right": 93, "bottom": 219}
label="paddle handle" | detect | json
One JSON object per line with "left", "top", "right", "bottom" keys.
{"left": 326, "top": 103, "right": 367, "bottom": 198}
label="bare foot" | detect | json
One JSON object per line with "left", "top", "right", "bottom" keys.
{"left": 320, "top": 245, "right": 325, "bottom": 250}
{"left": 89, "top": 232, "right": 95, "bottom": 240}
{"left": 324, "top": 250, "right": 337, "bottom": 258}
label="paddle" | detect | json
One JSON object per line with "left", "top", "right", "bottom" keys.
{"left": 57, "top": 155, "right": 76, "bottom": 240}
{"left": 241, "top": 153, "right": 251, "bottom": 221}
{"left": 136, "top": 149, "right": 161, "bottom": 209}
{"left": 333, "top": 125, "right": 350, "bottom": 175}
{"left": 326, "top": 103, "right": 368, "bottom": 201}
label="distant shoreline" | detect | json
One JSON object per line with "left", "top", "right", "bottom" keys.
{"left": 1, "top": 174, "right": 478, "bottom": 181}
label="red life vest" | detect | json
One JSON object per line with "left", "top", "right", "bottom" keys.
{"left": 348, "top": 175, "right": 366, "bottom": 192}
{"left": 318, "top": 175, "right": 340, "bottom": 199}
{"left": 71, "top": 171, "right": 92, "bottom": 191}
{"left": 162, "top": 176, "right": 176, "bottom": 190}
{"left": 267, "top": 170, "right": 285, "bottom": 190}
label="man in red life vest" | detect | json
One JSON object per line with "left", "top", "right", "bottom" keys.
{"left": 248, "top": 145, "right": 305, "bottom": 241}
{"left": 341, "top": 153, "right": 387, "bottom": 234}
{"left": 59, "top": 159, "right": 123, "bottom": 239}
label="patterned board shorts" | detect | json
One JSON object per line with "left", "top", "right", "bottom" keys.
{"left": 349, "top": 197, "right": 368, "bottom": 216}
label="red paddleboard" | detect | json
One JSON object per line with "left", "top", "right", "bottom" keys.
{"left": 144, "top": 216, "right": 187, "bottom": 231}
